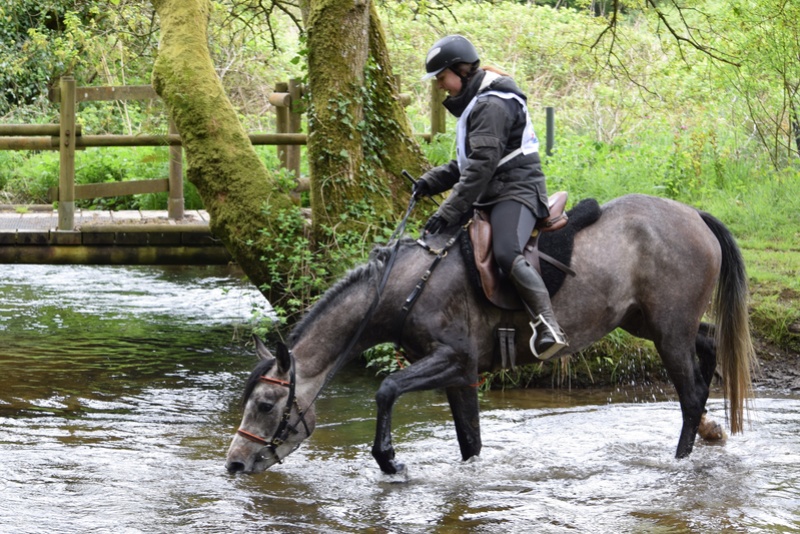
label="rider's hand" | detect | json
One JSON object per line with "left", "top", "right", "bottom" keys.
{"left": 423, "top": 214, "right": 448, "bottom": 235}
{"left": 411, "top": 179, "right": 431, "bottom": 200}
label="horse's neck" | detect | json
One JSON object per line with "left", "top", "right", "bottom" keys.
{"left": 291, "top": 279, "right": 388, "bottom": 395}
{"left": 290, "top": 240, "right": 431, "bottom": 395}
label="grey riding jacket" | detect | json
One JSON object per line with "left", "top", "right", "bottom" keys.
{"left": 420, "top": 69, "right": 550, "bottom": 224}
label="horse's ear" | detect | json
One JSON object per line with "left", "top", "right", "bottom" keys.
{"left": 275, "top": 341, "right": 292, "bottom": 375}
{"left": 252, "top": 334, "right": 274, "bottom": 361}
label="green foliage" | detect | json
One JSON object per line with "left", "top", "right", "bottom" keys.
{"left": 475, "top": 329, "right": 667, "bottom": 391}
{"left": 540, "top": 119, "right": 799, "bottom": 245}
{"left": 255, "top": 202, "right": 320, "bottom": 322}
{"left": 0, "top": 151, "right": 22, "bottom": 192}
{"left": 698, "top": 0, "right": 800, "bottom": 167}
{"left": 744, "top": 246, "right": 800, "bottom": 353}
{"left": 363, "top": 343, "right": 408, "bottom": 376}
{"left": 0, "top": 1, "right": 87, "bottom": 115}
{"left": 358, "top": 60, "right": 397, "bottom": 174}
{"left": 0, "top": 150, "right": 56, "bottom": 203}
{"left": 254, "top": 196, "right": 386, "bottom": 326}
{"left": 0, "top": 1, "right": 158, "bottom": 121}
{"left": 420, "top": 132, "right": 456, "bottom": 166}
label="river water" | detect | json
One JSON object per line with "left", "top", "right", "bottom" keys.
{"left": 1, "top": 265, "right": 798, "bottom": 533}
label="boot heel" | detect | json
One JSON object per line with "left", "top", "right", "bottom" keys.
{"left": 528, "top": 317, "right": 568, "bottom": 361}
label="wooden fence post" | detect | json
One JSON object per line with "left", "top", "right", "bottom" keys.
{"left": 168, "top": 119, "right": 184, "bottom": 219}
{"left": 287, "top": 78, "right": 302, "bottom": 181}
{"left": 275, "top": 82, "right": 289, "bottom": 171}
{"left": 430, "top": 81, "right": 447, "bottom": 137}
{"left": 58, "top": 76, "right": 76, "bottom": 230}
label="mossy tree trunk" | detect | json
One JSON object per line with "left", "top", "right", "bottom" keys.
{"left": 306, "top": 0, "right": 371, "bottom": 239}
{"left": 365, "top": 2, "right": 429, "bottom": 189}
{"left": 150, "top": 0, "right": 298, "bottom": 304}
{"left": 306, "top": 0, "right": 428, "bottom": 242}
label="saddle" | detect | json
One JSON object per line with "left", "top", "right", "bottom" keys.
{"left": 468, "top": 191, "right": 573, "bottom": 310}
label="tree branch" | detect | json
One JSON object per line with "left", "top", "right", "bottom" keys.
{"left": 644, "top": 0, "right": 741, "bottom": 67}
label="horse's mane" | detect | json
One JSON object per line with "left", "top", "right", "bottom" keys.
{"left": 287, "top": 238, "right": 416, "bottom": 345}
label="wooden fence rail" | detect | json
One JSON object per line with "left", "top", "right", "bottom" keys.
{"left": 0, "top": 76, "right": 553, "bottom": 231}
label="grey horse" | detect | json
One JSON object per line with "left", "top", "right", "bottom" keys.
{"left": 226, "top": 194, "right": 756, "bottom": 475}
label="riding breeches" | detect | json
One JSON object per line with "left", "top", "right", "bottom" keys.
{"left": 489, "top": 200, "right": 537, "bottom": 275}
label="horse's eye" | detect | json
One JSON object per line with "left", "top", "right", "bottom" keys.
{"left": 257, "top": 401, "right": 274, "bottom": 413}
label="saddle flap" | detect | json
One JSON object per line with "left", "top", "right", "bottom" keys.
{"left": 469, "top": 210, "right": 512, "bottom": 305}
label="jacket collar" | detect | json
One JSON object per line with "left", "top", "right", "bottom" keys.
{"left": 442, "top": 70, "right": 504, "bottom": 117}
{"left": 443, "top": 70, "right": 482, "bottom": 118}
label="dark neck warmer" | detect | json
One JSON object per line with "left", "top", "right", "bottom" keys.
{"left": 443, "top": 69, "right": 486, "bottom": 118}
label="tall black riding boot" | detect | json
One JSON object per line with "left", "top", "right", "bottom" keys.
{"left": 509, "top": 255, "right": 568, "bottom": 360}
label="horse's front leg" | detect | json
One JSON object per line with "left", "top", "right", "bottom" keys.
{"left": 372, "top": 346, "right": 472, "bottom": 474}
{"left": 446, "top": 385, "right": 482, "bottom": 461}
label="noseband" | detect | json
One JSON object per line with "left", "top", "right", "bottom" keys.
{"left": 236, "top": 351, "right": 311, "bottom": 464}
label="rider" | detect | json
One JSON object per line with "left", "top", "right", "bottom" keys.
{"left": 412, "top": 34, "right": 568, "bottom": 361}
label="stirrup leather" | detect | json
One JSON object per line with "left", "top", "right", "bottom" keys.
{"left": 528, "top": 315, "right": 567, "bottom": 361}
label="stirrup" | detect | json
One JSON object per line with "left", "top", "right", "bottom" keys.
{"left": 528, "top": 316, "right": 568, "bottom": 361}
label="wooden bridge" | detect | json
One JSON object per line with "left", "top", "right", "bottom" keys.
{"left": 0, "top": 206, "right": 231, "bottom": 265}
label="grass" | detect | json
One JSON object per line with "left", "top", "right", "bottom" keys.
{"left": 744, "top": 248, "right": 800, "bottom": 352}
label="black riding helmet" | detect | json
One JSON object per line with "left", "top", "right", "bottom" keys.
{"left": 421, "top": 35, "right": 480, "bottom": 82}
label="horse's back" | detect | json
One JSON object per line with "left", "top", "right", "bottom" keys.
{"left": 600, "top": 194, "right": 721, "bottom": 263}
{"left": 555, "top": 194, "right": 722, "bottom": 349}
{"left": 573, "top": 194, "right": 720, "bottom": 272}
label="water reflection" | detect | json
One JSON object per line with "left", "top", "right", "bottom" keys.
{"left": 0, "top": 265, "right": 798, "bottom": 533}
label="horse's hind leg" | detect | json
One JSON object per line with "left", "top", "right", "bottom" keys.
{"left": 446, "top": 385, "right": 482, "bottom": 461}
{"left": 695, "top": 322, "right": 727, "bottom": 443}
{"left": 657, "top": 336, "right": 709, "bottom": 458}
{"left": 696, "top": 322, "right": 717, "bottom": 387}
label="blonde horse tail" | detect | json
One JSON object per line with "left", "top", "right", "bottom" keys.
{"left": 700, "top": 211, "right": 757, "bottom": 434}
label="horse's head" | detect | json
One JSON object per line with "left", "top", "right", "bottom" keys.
{"left": 226, "top": 337, "right": 315, "bottom": 474}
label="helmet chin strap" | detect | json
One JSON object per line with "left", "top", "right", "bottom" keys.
{"left": 450, "top": 62, "right": 479, "bottom": 96}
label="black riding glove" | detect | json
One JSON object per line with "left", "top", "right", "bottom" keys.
{"left": 411, "top": 179, "right": 431, "bottom": 200}
{"left": 423, "top": 214, "right": 448, "bottom": 235}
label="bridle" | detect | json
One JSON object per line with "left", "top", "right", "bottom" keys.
{"left": 234, "top": 190, "right": 420, "bottom": 465}
{"left": 235, "top": 352, "right": 311, "bottom": 464}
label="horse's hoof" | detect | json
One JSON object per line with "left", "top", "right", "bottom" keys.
{"left": 380, "top": 459, "right": 405, "bottom": 475}
{"left": 698, "top": 415, "right": 727, "bottom": 443}
{"left": 381, "top": 461, "right": 408, "bottom": 483}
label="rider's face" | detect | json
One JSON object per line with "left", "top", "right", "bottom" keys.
{"left": 436, "top": 69, "right": 463, "bottom": 97}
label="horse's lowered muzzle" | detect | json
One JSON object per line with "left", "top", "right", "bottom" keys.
{"left": 224, "top": 452, "right": 271, "bottom": 474}
{"left": 225, "top": 437, "right": 275, "bottom": 474}
{"left": 226, "top": 460, "right": 246, "bottom": 473}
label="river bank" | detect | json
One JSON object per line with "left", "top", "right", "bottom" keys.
{"left": 753, "top": 336, "right": 800, "bottom": 391}
{"left": 502, "top": 318, "right": 799, "bottom": 393}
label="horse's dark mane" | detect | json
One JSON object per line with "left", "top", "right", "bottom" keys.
{"left": 287, "top": 238, "right": 416, "bottom": 345}
{"left": 241, "top": 358, "right": 276, "bottom": 408}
